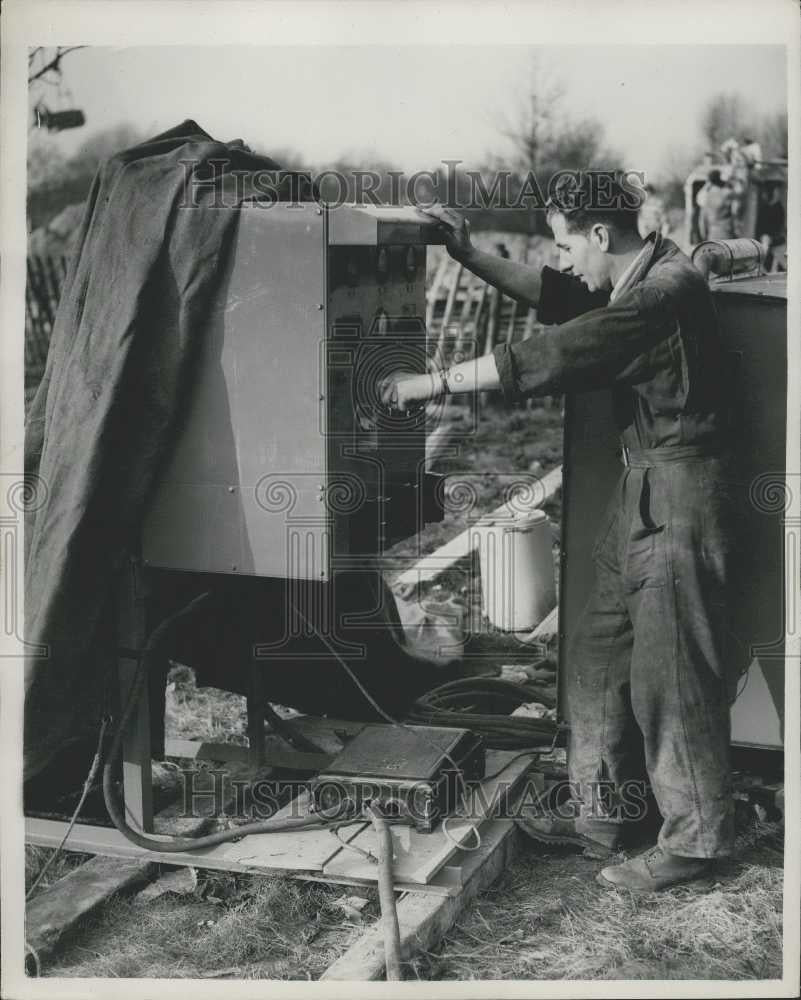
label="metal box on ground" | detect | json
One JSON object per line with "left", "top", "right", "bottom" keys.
{"left": 310, "top": 723, "right": 486, "bottom": 832}
{"left": 142, "top": 204, "right": 447, "bottom": 580}
{"left": 559, "top": 271, "right": 787, "bottom": 750}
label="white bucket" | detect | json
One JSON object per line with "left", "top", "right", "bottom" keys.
{"left": 473, "top": 509, "right": 556, "bottom": 632}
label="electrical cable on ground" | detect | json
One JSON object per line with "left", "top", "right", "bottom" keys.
{"left": 101, "top": 593, "right": 351, "bottom": 853}
{"left": 367, "top": 803, "right": 403, "bottom": 981}
{"left": 87, "top": 590, "right": 561, "bottom": 857}
{"left": 406, "top": 675, "right": 560, "bottom": 750}
{"left": 26, "top": 715, "right": 110, "bottom": 900}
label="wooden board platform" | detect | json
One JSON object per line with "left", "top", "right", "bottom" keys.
{"left": 322, "top": 750, "right": 534, "bottom": 884}
{"left": 322, "top": 819, "right": 524, "bottom": 980}
{"left": 26, "top": 717, "right": 542, "bottom": 979}
{"left": 26, "top": 745, "right": 538, "bottom": 891}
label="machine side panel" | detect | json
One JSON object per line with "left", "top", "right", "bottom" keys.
{"left": 142, "top": 204, "right": 329, "bottom": 579}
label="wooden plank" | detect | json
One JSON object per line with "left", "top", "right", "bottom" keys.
{"left": 519, "top": 603, "right": 559, "bottom": 646}
{"left": 26, "top": 762, "right": 366, "bottom": 870}
{"left": 523, "top": 306, "right": 537, "bottom": 340}
{"left": 504, "top": 298, "right": 518, "bottom": 344}
{"left": 26, "top": 816, "right": 474, "bottom": 899}
{"left": 424, "top": 422, "right": 456, "bottom": 470}
{"left": 26, "top": 714, "right": 362, "bottom": 967}
{"left": 434, "top": 262, "right": 463, "bottom": 367}
{"left": 321, "top": 750, "right": 532, "bottom": 885}
{"left": 165, "top": 738, "right": 332, "bottom": 772}
{"left": 425, "top": 251, "right": 450, "bottom": 331}
{"left": 205, "top": 791, "right": 369, "bottom": 873}
{"left": 321, "top": 821, "right": 523, "bottom": 980}
{"left": 166, "top": 715, "right": 364, "bottom": 766}
{"left": 25, "top": 856, "right": 159, "bottom": 969}
{"left": 25, "top": 760, "right": 258, "bottom": 966}
{"left": 393, "top": 464, "right": 563, "bottom": 593}
{"left": 26, "top": 797, "right": 369, "bottom": 879}
{"left": 439, "top": 263, "right": 464, "bottom": 332}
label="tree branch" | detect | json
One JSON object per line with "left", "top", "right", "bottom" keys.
{"left": 28, "top": 46, "right": 85, "bottom": 85}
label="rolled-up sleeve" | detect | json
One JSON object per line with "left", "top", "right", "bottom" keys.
{"left": 493, "top": 283, "right": 679, "bottom": 400}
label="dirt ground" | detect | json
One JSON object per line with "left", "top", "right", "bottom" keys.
{"left": 25, "top": 398, "right": 786, "bottom": 982}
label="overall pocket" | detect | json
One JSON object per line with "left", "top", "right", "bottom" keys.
{"left": 622, "top": 468, "right": 667, "bottom": 592}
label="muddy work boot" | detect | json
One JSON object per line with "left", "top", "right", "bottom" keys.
{"left": 597, "top": 845, "right": 712, "bottom": 892}
{"left": 515, "top": 814, "right": 621, "bottom": 859}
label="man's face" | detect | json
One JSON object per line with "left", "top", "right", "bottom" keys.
{"left": 550, "top": 212, "right": 612, "bottom": 293}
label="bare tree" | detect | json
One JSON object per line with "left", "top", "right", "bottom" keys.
{"left": 496, "top": 59, "right": 620, "bottom": 179}
{"left": 498, "top": 62, "right": 567, "bottom": 175}
{"left": 28, "top": 47, "right": 85, "bottom": 86}
{"left": 758, "top": 110, "right": 788, "bottom": 160}
{"left": 699, "top": 93, "right": 755, "bottom": 153}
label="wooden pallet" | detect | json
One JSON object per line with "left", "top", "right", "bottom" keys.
{"left": 26, "top": 719, "right": 543, "bottom": 976}
{"left": 26, "top": 742, "right": 533, "bottom": 889}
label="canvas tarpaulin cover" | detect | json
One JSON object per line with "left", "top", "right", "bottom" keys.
{"left": 23, "top": 121, "right": 458, "bottom": 783}
{"left": 23, "top": 121, "right": 317, "bottom": 779}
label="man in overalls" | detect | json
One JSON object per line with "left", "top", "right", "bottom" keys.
{"left": 381, "top": 173, "right": 738, "bottom": 891}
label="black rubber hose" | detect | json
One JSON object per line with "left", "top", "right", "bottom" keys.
{"left": 102, "top": 592, "right": 341, "bottom": 852}
{"left": 405, "top": 673, "right": 560, "bottom": 749}
{"left": 368, "top": 804, "right": 403, "bottom": 980}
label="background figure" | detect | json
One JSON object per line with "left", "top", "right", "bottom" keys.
{"left": 699, "top": 169, "right": 737, "bottom": 240}
{"left": 757, "top": 183, "right": 786, "bottom": 272}
{"left": 740, "top": 136, "right": 763, "bottom": 167}
{"left": 638, "top": 183, "right": 670, "bottom": 239}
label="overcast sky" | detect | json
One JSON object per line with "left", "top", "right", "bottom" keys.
{"left": 35, "top": 43, "right": 788, "bottom": 180}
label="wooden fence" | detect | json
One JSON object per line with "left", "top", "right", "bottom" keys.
{"left": 25, "top": 254, "right": 68, "bottom": 405}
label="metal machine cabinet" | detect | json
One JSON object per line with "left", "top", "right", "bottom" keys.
{"left": 559, "top": 271, "right": 787, "bottom": 750}
{"left": 142, "top": 204, "right": 447, "bottom": 580}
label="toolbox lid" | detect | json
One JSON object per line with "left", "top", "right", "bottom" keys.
{"left": 316, "top": 723, "right": 477, "bottom": 781}
{"left": 710, "top": 272, "right": 787, "bottom": 300}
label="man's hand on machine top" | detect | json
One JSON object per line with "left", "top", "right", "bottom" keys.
{"left": 418, "top": 202, "right": 475, "bottom": 263}
{"left": 419, "top": 202, "right": 542, "bottom": 308}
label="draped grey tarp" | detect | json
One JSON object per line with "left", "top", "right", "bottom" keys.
{"left": 23, "top": 122, "right": 314, "bottom": 779}
{"left": 23, "top": 121, "right": 457, "bottom": 782}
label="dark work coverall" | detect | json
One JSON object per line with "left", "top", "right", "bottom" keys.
{"left": 493, "top": 233, "right": 739, "bottom": 858}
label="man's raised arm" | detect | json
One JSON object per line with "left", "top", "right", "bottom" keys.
{"left": 420, "top": 203, "right": 543, "bottom": 307}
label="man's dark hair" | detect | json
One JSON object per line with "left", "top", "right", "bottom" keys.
{"left": 545, "top": 170, "right": 643, "bottom": 235}
{"left": 708, "top": 169, "right": 724, "bottom": 187}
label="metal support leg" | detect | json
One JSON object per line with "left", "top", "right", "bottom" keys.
{"left": 115, "top": 556, "right": 154, "bottom": 833}
{"left": 247, "top": 664, "right": 266, "bottom": 771}
{"left": 118, "top": 655, "right": 154, "bottom": 833}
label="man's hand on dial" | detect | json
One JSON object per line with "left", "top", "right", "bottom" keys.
{"left": 379, "top": 372, "right": 435, "bottom": 412}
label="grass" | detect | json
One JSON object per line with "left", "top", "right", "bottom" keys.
{"left": 409, "top": 822, "right": 784, "bottom": 982}
{"left": 25, "top": 846, "right": 94, "bottom": 898}
{"left": 43, "top": 872, "right": 378, "bottom": 980}
{"left": 164, "top": 661, "right": 249, "bottom": 744}
{"left": 28, "top": 815, "right": 784, "bottom": 981}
